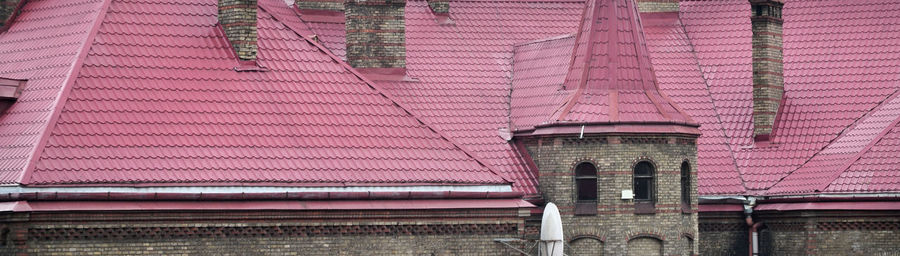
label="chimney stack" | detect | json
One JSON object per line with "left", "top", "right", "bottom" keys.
{"left": 636, "top": 0, "right": 679, "bottom": 13}
{"left": 427, "top": 0, "right": 449, "bottom": 16}
{"left": 296, "top": 0, "right": 344, "bottom": 15}
{"left": 0, "top": 0, "right": 24, "bottom": 32}
{"left": 345, "top": 0, "right": 407, "bottom": 79}
{"left": 750, "top": 0, "right": 784, "bottom": 141}
{"left": 219, "top": 0, "right": 258, "bottom": 62}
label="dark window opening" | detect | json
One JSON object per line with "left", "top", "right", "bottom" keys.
{"left": 575, "top": 163, "right": 598, "bottom": 201}
{"left": 681, "top": 161, "right": 692, "bottom": 213}
{"left": 755, "top": 5, "right": 762, "bottom": 16}
{"left": 633, "top": 161, "right": 655, "bottom": 214}
{"left": 633, "top": 161, "right": 654, "bottom": 201}
{"left": 0, "top": 228, "right": 8, "bottom": 247}
{"left": 574, "top": 162, "right": 598, "bottom": 216}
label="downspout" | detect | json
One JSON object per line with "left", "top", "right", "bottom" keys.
{"left": 743, "top": 197, "right": 760, "bottom": 256}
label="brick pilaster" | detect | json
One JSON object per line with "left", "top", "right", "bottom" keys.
{"left": 750, "top": 0, "right": 784, "bottom": 140}
{"left": 345, "top": 0, "right": 406, "bottom": 70}
{"left": 219, "top": 0, "right": 258, "bottom": 61}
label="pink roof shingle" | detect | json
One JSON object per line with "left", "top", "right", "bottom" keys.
{"left": 0, "top": 0, "right": 105, "bottom": 184}
{"left": 22, "top": 0, "right": 508, "bottom": 186}
{"left": 0, "top": 0, "right": 898, "bottom": 196}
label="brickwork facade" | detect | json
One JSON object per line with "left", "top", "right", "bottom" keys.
{"left": 627, "top": 237, "right": 663, "bottom": 256}
{"left": 219, "top": 0, "right": 258, "bottom": 61}
{"left": 636, "top": 0, "right": 679, "bottom": 13}
{"left": 0, "top": 209, "right": 525, "bottom": 255}
{"left": 758, "top": 210, "right": 900, "bottom": 256}
{"left": 345, "top": 0, "right": 407, "bottom": 69}
{"left": 698, "top": 211, "right": 749, "bottom": 256}
{"left": 521, "top": 134, "right": 699, "bottom": 255}
{"left": 700, "top": 210, "right": 900, "bottom": 256}
{"left": 750, "top": 0, "right": 784, "bottom": 138}
{"left": 295, "top": 0, "right": 344, "bottom": 12}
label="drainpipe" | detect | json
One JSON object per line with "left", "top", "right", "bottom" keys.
{"left": 743, "top": 197, "right": 760, "bottom": 256}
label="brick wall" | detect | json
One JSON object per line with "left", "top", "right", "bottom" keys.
{"left": 568, "top": 237, "right": 603, "bottom": 255}
{"left": 0, "top": 209, "right": 525, "bottom": 255}
{"left": 628, "top": 237, "right": 663, "bottom": 256}
{"left": 750, "top": 0, "right": 784, "bottom": 139}
{"left": 698, "top": 211, "right": 749, "bottom": 256}
{"left": 296, "top": 0, "right": 344, "bottom": 12}
{"left": 758, "top": 210, "right": 900, "bottom": 256}
{"left": 521, "top": 134, "right": 699, "bottom": 255}
{"left": 700, "top": 209, "right": 900, "bottom": 256}
{"left": 345, "top": 0, "right": 406, "bottom": 69}
{"left": 219, "top": 0, "right": 258, "bottom": 61}
{"left": 637, "top": 0, "right": 679, "bottom": 13}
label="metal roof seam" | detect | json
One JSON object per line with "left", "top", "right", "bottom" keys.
{"left": 17, "top": 0, "right": 113, "bottom": 186}
{"left": 675, "top": 14, "right": 747, "bottom": 194}
{"left": 258, "top": 0, "right": 513, "bottom": 184}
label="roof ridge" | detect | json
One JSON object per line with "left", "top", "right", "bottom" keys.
{"left": 258, "top": 0, "right": 513, "bottom": 185}
{"left": 18, "top": 0, "right": 113, "bottom": 185}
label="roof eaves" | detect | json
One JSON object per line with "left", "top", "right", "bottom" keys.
{"left": 259, "top": 0, "right": 513, "bottom": 185}
{"left": 17, "top": 0, "right": 113, "bottom": 186}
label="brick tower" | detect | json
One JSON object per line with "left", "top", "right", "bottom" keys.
{"left": 511, "top": 0, "right": 699, "bottom": 255}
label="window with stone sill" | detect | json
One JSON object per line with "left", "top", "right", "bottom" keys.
{"left": 574, "top": 162, "right": 598, "bottom": 216}
{"left": 633, "top": 161, "right": 655, "bottom": 214}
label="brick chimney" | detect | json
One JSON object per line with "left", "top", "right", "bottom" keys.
{"left": 636, "top": 0, "right": 679, "bottom": 13}
{"left": 219, "top": 0, "right": 258, "bottom": 62}
{"left": 750, "top": 0, "right": 784, "bottom": 141}
{"left": 427, "top": 0, "right": 449, "bottom": 16}
{"left": 0, "top": 0, "right": 25, "bottom": 32}
{"left": 296, "top": 0, "right": 344, "bottom": 17}
{"left": 345, "top": 0, "right": 407, "bottom": 80}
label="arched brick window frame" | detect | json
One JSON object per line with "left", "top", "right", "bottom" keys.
{"left": 574, "top": 161, "right": 598, "bottom": 215}
{"left": 626, "top": 234, "right": 664, "bottom": 256}
{"left": 632, "top": 160, "right": 656, "bottom": 214}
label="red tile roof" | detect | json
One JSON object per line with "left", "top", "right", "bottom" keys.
{"left": 509, "top": 0, "right": 695, "bottom": 131}
{"left": 15, "top": 0, "right": 509, "bottom": 187}
{"left": 0, "top": 0, "right": 898, "bottom": 197}
{"left": 0, "top": 0, "right": 106, "bottom": 184}
{"left": 642, "top": 13, "right": 745, "bottom": 195}
{"left": 374, "top": 0, "right": 587, "bottom": 195}
{"left": 678, "top": 0, "right": 900, "bottom": 194}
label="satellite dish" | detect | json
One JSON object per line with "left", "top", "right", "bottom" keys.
{"left": 540, "top": 202, "right": 564, "bottom": 256}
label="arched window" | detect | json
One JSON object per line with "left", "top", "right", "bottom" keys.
{"left": 680, "top": 161, "right": 692, "bottom": 212}
{"left": 575, "top": 162, "right": 598, "bottom": 201}
{"left": 574, "top": 162, "right": 598, "bottom": 215}
{"left": 633, "top": 161, "right": 655, "bottom": 214}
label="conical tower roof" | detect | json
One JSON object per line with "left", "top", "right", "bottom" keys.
{"left": 548, "top": 0, "right": 696, "bottom": 127}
